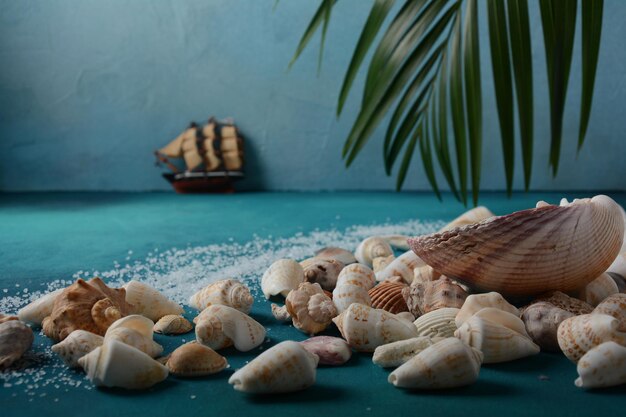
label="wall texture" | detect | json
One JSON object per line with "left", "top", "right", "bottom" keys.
{"left": 0, "top": 0, "right": 625, "bottom": 192}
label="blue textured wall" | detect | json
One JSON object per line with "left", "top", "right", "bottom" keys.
{"left": 0, "top": 0, "right": 625, "bottom": 191}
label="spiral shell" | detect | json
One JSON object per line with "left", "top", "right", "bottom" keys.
{"left": 189, "top": 279, "right": 253, "bottom": 313}
{"left": 195, "top": 305, "right": 265, "bottom": 352}
{"left": 455, "top": 292, "right": 519, "bottom": 327}
{"left": 123, "top": 280, "right": 183, "bottom": 321}
{"left": 166, "top": 342, "right": 227, "bottom": 377}
{"left": 375, "top": 250, "right": 426, "bottom": 283}
{"left": 593, "top": 293, "right": 626, "bottom": 330}
{"left": 355, "top": 237, "right": 394, "bottom": 267}
{"left": 577, "top": 273, "right": 619, "bottom": 307}
{"left": 332, "top": 263, "right": 376, "bottom": 313}
{"left": 300, "top": 336, "right": 352, "bottom": 366}
{"left": 575, "top": 341, "right": 626, "bottom": 388}
{"left": 368, "top": 281, "right": 409, "bottom": 314}
{"left": 0, "top": 320, "right": 33, "bottom": 370}
{"left": 286, "top": 282, "right": 337, "bottom": 335}
{"left": 557, "top": 313, "right": 626, "bottom": 362}
{"left": 314, "top": 247, "right": 357, "bottom": 265}
{"left": 402, "top": 276, "right": 467, "bottom": 317}
{"left": 520, "top": 302, "right": 574, "bottom": 352}
{"left": 372, "top": 336, "right": 443, "bottom": 368}
{"left": 301, "top": 258, "right": 344, "bottom": 291}
{"left": 51, "top": 330, "right": 103, "bottom": 368}
{"left": 153, "top": 315, "right": 193, "bottom": 335}
{"left": 413, "top": 308, "right": 459, "bottom": 338}
{"left": 373, "top": 255, "right": 395, "bottom": 273}
{"left": 17, "top": 288, "right": 63, "bottom": 327}
{"left": 261, "top": 259, "right": 304, "bottom": 299}
{"left": 409, "top": 196, "right": 625, "bottom": 296}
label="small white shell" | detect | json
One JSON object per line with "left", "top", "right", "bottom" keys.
{"left": 300, "top": 336, "right": 352, "bottom": 366}
{"left": 17, "top": 288, "right": 63, "bottom": 327}
{"left": 153, "top": 315, "right": 193, "bottom": 335}
{"left": 332, "top": 263, "right": 376, "bottom": 313}
{"left": 286, "top": 282, "right": 337, "bottom": 335}
{"left": 123, "top": 281, "right": 183, "bottom": 321}
{"left": 375, "top": 250, "right": 426, "bottom": 283}
{"left": 166, "top": 342, "right": 228, "bottom": 377}
{"left": 105, "top": 326, "right": 163, "bottom": 358}
{"left": 557, "top": 313, "right": 626, "bottom": 362}
{"left": 188, "top": 279, "right": 253, "bottom": 313}
{"left": 51, "top": 330, "right": 104, "bottom": 368}
{"left": 455, "top": 292, "right": 519, "bottom": 327}
{"left": 261, "top": 259, "right": 304, "bottom": 299}
{"left": 314, "top": 247, "right": 357, "bottom": 265}
{"left": 575, "top": 341, "right": 626, "bottom": 388}
{"left": 413, "top": 308, "right": 459, "bottom": 338}
{"left": 195, "top": 305, "right": 265, "bottom": 352}
{"left": 372, "top": 336, "right": 444, "bottom": 368}
{"left": 355, "top": 237, "right": 393, "bottom": 267}
{"left": 577, "top": 273, "right": 619, "bottom": 306}
{"left": 228, "top": 341, "right": 318, "bottom": 393}
{"left": 380, "top": 235, "right": 411, "bottom": 251}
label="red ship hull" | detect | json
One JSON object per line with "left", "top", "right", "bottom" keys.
{"left": 163, "top": 172, "right": 243, "bottom": 194}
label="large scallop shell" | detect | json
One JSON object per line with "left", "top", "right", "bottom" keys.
{"left": 593, "top": 293, "right": 626, "bottom": 330}
{"left": 557, "top": 313, "right": 626, "bottom": 362}
{"left": 0, "top": 320, "right": 33, "bottom": 370}
{"left": 166, "top": 342, "right": 228, "bottom": 377}
{"left": 408, "top": 195, "right": 625, "bottom": 297}
{"left": 51, "top": 329, "right": 103, "bottom": 368}
{"left": 300, "top": 336, "right": 352, "bottom": 366}
{"left": 286, "top": 282, "right": 337, "bottom": 335}
{"left": 17, "top": 288, "right": 63, "bottom": 327}
{"left": 577, "top": 273, "right": 619, "bottom": 307}
{"left": 355, "top": 237, "right": 393, "bottom": 267}
{"left": 402, "top": 276, "right": 467, "bottom": 317}
{"left": 123, "top": 281, "right": 183, "bottom": 321}
{"left": 413, "top": 308, "right": 459, "bottom": 338}
{"left": 375, "top": 250, "right": 426, "bottom": 283}
{"left": 332, "top": 263, "right": 376, "bottom": 313}
{"left": 368, "top": 281, "right": 409, "bottom": 314}
{"left": 455, "top": 292, "right": 519, "bottom": 327}
{"left": 301, "top": 258, "right": 344, "bottom": 291}
{"left": 195, "top": 305, "right": 265, "bottom": 352}
{"left": 372, "top": 336, "right": 443, "bottom": 368}
{"left": 261, "top": 259, "right": 304, "bottom": 299}
{"left": 189, "top": 279, "right": 253, "bottom": 313}
{"left": 575, "top": 341, "right": 626, "bottom": 388}
{"left": 520, "top": 302, "right": 574, "bottom": 352}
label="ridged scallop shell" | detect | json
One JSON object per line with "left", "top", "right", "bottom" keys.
{"left": 105, "top": 315, "right": 163, "bottom": 358}
{"left": 455, "top": 308, "right": 540, "bottom": 363}
{"left": 373, "top": 255, "right": 395, "bottom": 273}
{"left": 166, "top": 342, "right": 228, "bottom": 377}
{"left": 286, "top": 282, "right": 337, "bottom": 335}
{"left": 78, "top": 339, "right": 168, "bottom": 389}
{"left": 332, "top": 263, "right": 376, "bottom": 313}
{"left": 314, "top": 247, "right": 357, "bottom": 265}
{"left": 123, "top": 281, "right": 183, "bottom": 321}
{"left": 593, "top": 293, "right": 626, "bottom": 330}
{"left": 270, "top": 303, "right": 290, "bottom": 322}
{"left": 575, "top": 341, "right": 626, "bottom": 388}
{"left": 17, "top": 288, "right": 63, "bottom": 327}
{"left": 51, "top": 329, "right": 103, "bottom": 368}
{"left": 529, "top": 291, "right": 593, "bottom": 316}
{"left": 301, "top": 258, "right": 344, "bottom": 291}
{"left": 577, "top": 273, "right": 619, "bottom": 306}
{"left": 413, "top": 308, "right": 459, "bottom": 338}
{"left": 402, "top": 276, "right": 467, "bottom": 317}
{"left": 557, "top": 313, "right": 626, "bottom": 362}
{"left": 368, "top": 281, "right": 409, "bottom": 314}
{"left": 409, "top": 195, "right": 625, "bottom": 297}
{"left": 0, "top": 320, "right": 34, "bottom": 370}
{"left": 153, "top": 315, "right": 193, "bottom": 335}
{"left": 355, "top": 237, "right": 393, "bottom": 267}
{"left": 300, "top": 336, "right": 352, "bottom": 366}
{"left": 520, "top": 302, "right": 574, "bottom": 352}
{"left": 332, "top": 303, "right": 418, "bottom": 352}
{"left": 261, "top": 259, "right": 304, "bottom": 299}
{"left": 372, "top": 336, "right": 444, "bottom": 368}
{"left": 42, "top": 278, "right": 133, "bottom": 342}
{"left": 189, "top": 279, "right": 253, "bottom": 313}
{"left": 375, "top": 250, "right": 426, "bottom": 283}
{"left": 455, "top": 292, "right": 519, "bottom": 327}
{"left": 228, "top": 341, "right": 318, "bottom": 393}
{"left": 440, "top": 206, "right": 495, "bottom": 231}
{"left": 195, "top": 305, "right": 265, "bottom": 352}
{"left": 388, "top": 338, "right": 483, "bottom": 389}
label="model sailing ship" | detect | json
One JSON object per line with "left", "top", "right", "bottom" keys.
{"left": 155, "top": 117, "right": 244, "bottom": 193}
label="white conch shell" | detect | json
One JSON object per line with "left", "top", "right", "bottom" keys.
{"left": 332, "top": 263, "right": 376, "bottom": 313}
{"left": 409, "top": 195, "right": 625, "bottom": 296}
{"left": 375, "top": 250, "right": 426, "bottom": 283}
{"left": 286, "top": 282, "right": 337, "bottom": 335}
{"left": 195, "top": 305, "right": 265, "bottom": 352}
{"left": 78, "top": 339, "right": 168, "bottom": 389}
{"left": 261, "top": 259, "right": 304, "bottom": 299}
{"left": 332, "top": 303, "right": 418, "bottom": 352}
{"left": 123, "top": 281, "right": 183, "bottom": 321}
{"left": 455, "top": 308, "right": 539, "bottom": 363}
{"left": 575, "top": 341, "right": 626, "bottom": 388}
{"left": 577, "top": 273, "right": 619, "bottom": 306}
{"left": 17, "top": 288, "right": 63, "bottom": 327}
{"left": 105, "top": 315, "right": 162, "bottom": 358}
{"left": 228, "top": 341, "right": 318, "bottom": 393}
{"left": 372, "top": 336, "right": 444, "bottom": 368}
{"left": 373, "top": 255, "right": 395, "bottom": 273}
{"left": 593, "top": 293, "right": 626, "bottom": 330}
{"left": 107, "top": 314, "right": 154, "bottom": 338}
{"left": 188, "top": 279, "right": 253, "bottom": 313}
{"left": 455, "top": 292, "right": 519, "bottom": 327}
{"left": 440, "top": 206, "right": 495, "bottom": 232}
{"left": 388, "top": 337, "right": 483, "bottom": 389}
{"left": 355, "top": 237, "right": 393, "bottom": 267}
{"left": 557, "top": 313, "right": 626, "bottom": 362}
{"left": 414, "top": 308, "right": 459, "bottom": 338}
{"left": 51, "top": 330, "right": 103, "bottom": 368}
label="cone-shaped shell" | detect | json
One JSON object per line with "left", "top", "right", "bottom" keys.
{"left": 414, "top": 308, "right": 459, "bottom": 338}
{"left": 375, "top": 250, "right": 426, "bottom": 283}
{"left": 17, "top": 288, "right": 63, "bottom": 327}
{"left": 78, "top": 339, "right": 168, "bottom": 389}
{"left": 409, "top": 196, "right": 625, "bottom": 296}
{"left": 123, "top": 281, "right": 183, "bottom": 321}
{"left": 153, "top": 315, "right": 193, "bottom": 335}
{"left": 286, "top": 282, "right": 337, "bottom": 335}
{"left": 332, "top": 263, "right": 376, "bottom": 313}
{"left": 51, "top": 329, "right": 103, "bottom": 368}
{"left": 166, "top": 342, "right": 227, "bottom": 377}
{"left": 557, "top": 313, "right": 626, "bottom": 362}
{"left": 593, "top": 293, "right": 626, "bottom": 330}
{"left": 314, "top": 247, "right": 357, "bottom": 265}
{"left": 388, "top": 338, "right": 482, "bottom": 389}
{"left": 228, "top": 341, "right": 318, "bottom": 393}
{"left": 440, "top": 206, "right": 495, "bottom": 232}
{"left": 372, "top": 336, "right": 443, "bottom": 368}
{"left": 189, "top": 279, "right": 253, "bottom": 313}
{"left": 332, "top": 303, "right": 418, "bottom": 352}
{"left": 575, "top": 341, "right": 626, "bottom": 388}
{"left": 373, "top": 255, "right": 395, "bottom": 273}
{"left": 521, "top": 302, "right": 574, "bottom": 352}
{"left": 301, "top": 258, "right": 343, "bottom": 291}
{"left": 368, "top": 281, "right": 409, "bottom": 314}
{"left": 300, "top": 336, "right": 352, "bottom": 366}
{"left": 0, "top": 320, "right": 33, "bottom": 370}
{"left": 195, "top": 305, "right": 265, "bottom": 352}
{"left": 355, "top": 237, "right": 393, "bottom": 267}
{"left": 403, "top": 277, "right": 467, "bottom": 317}
{"left": 577, "top": 273, "right": 619, "bottom": 307}
{"left": 261, "top": 259, "right": 304, "bottom": 299}
{"left": 455, "top": 292, "right": 519, "bottom": 327}
{"left": 530, "top": 291, "right": 593, "bottom": 316}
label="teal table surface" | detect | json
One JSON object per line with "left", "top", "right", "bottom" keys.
{"left": 1, "top": 191, "right": 625, "bottom": 417}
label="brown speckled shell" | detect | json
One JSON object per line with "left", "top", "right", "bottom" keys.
{"left": 153, "top": 315, "right": 193, "bottom": 335}
{"left": 525, "top": 291, "right": 593, "bottom": 316}
{"left": 402, "top": 276, "right": 467, "bottom": 317}
{"left": 521, "top": 302, "right": 574, "bottom": 352}
{"left": 368, "top": 282, "right": 408, "bottom": 314}
{"left": 166, "top": 342, "right": 228, "bottom": 377}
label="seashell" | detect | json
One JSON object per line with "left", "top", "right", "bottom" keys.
{"left": 314, "top": 246, "right": 357, "bottom": 265}
{"left": 395, "top": 311, "right": 416, "bottom": 323}
{"left": 0, "top": 314, "right": 17, "bottom": 324}
{"left": 261, "top": 259, "right": 304, "bottom": 299}
{"left": 577, "top": 272, "right": 619, "bottom": 306}
{"left": 368, "top": 281, "right": 409, "bottom": 314}
{"left": 332, "top": 263, "right": 376, "bottom": 313}
{"left": 455, "top": 292, "right": 519, "bottom": 327}
{"left": 409, "top": 195, "right": 625, "bottom": 297}
{"left": 107, "top": 314, "right": 153, "bottom": 337}
{"left": 105, "top": 315, "right": 163, "bottom": 358}
{"left": 412, "top": 265, "right": 441, "bottom": 285}
{"left": 153, "top": 315, "right": 193, "bottom": 335}
{"left": 455, "top": 308, "right": 540, "bottom": 363}
{"left": 195, "top": 305, "right": 265, "bottom": 352}
{"left": 414, "top": 308, "right": 459, "bottom": 338}
{"left": 355, "top": 237, "right": 393, "bottom": 267}
{"left": 373, "top": 255, "right": 395, "bottom": 273}
{"left": 300, "top": 336, "right": 352, "bottom": 365}
{"left": 42, "top": 277, "right": 133, "bottom": 342}
{"left": 78, "top": 339, "right": 168, "bottom": 389}
{"left": 608, "top": 272, "right": 626, "bottom": 293}
{"left": 608, "top": 252, "right": 626, "bottom": 277}
{"left": 520, "top": 302, "right": 574, "bottom": 352}
{"left": 0, "top": 320, "right": 34, "bottom": 370}
{"left": 123, "top": 281, "right": 183, "bottom": 321}
{"left": 440, "top": 206, "right": 495, "bottom": 232}
{"left": 228, "top": 341, "right": 318, "bottom": 393}
{"left": 332, "top": 303, "right": 418, "bottom": 352}
{"left": 189, "top": 279, "right": 253, "bottom": 313}
{"left": 593, "top": 293, "right": 626, "bottom": 330}
{"left": 530, "top": 291, "right": 593, "bottom": 316}
{"left": 17, "top": 288, "right": 63, "bottom": 327}
{"left": 375, "top": 250, "right": 426, "bottom": 283}
{"left": 388, "top": 337, "right": 482, "bottom": 389}
{"left": 575, "top": 342, "right": 626, "bottom": 388}
{"left": 402, "top": 276, "right": 467, "bottom": 317}
{"left": 301, "top": 258, "right": 344, "bottom": 291}
{"left": 286, "top": 282, "right": 337, "bottom": 335}
{"left": 51, "top": 330, "right": 104, "bottom": 368}
{"left": 270, "top": 303, "right": 291, "bottom": 322}
{"left": 380, "top": 234, "right": 411, "bottom": 251}
{"left": 557, "top": 313, "right": 626, "bottom": 362}
{"left": 166, "top": 342, "right": 228, "bottom": 377}
{"left": 372, "top": 336, "right": 444, "bottom": 368}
